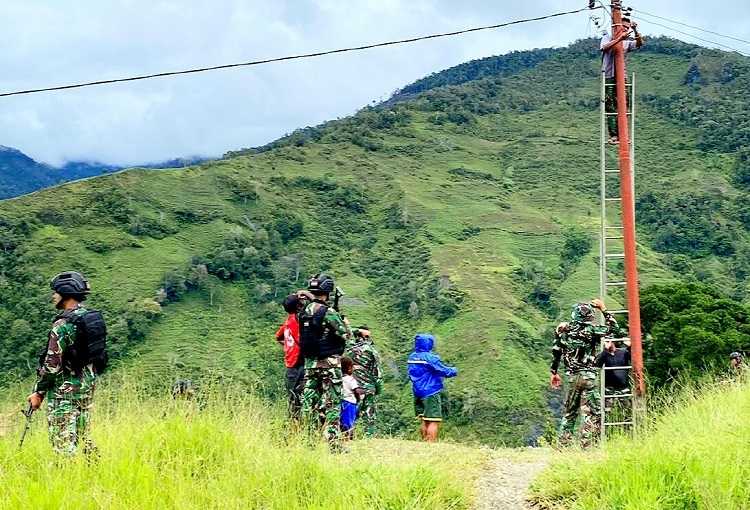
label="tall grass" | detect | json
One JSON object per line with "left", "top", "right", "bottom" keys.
{"left": 0, "top": 376, "right": 485, "bottom": 510}
{"left": 529, "top": 376, "right": 750, "bottom": 509}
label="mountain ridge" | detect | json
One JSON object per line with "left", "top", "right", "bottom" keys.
{"left": 0, "top": 146, "right": 211, "bottom": 199}
{"left": 0, "top": 36, "right": 748, "bottom": 445}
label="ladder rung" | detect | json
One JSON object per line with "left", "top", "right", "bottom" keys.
{"left": 604, "top": 393, "right": 633, "bottom": 398}
{"left": 604, "top": 112, "right": 632, "bottom": 116}
{"left": 605, "top": 226, "right": 623, "bottom": 229}
{"left": 604, "top": 421, "right": 634, "bottom": 426}
{"left": 605, "top": 236, "right": 624, "bottom": 240}
{"left": 604, "top": 170, "right": 620, "bottom": 174}
{"left": 605, "top": 197, "right": 622, "bottom": 201}
{"left": 605, "top": 253, "right": 625, "bottom": 258}
{"left": 608, "top": 309, "right": 628, "bottom": 314}
{"left": 604, "top": 83, "right": 634, "bottom": 88}
{"left": 603, "top": 365, "right": 632, "bottom": 370}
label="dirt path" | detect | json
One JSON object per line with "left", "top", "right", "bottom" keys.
{"left": 473, "top": 449, "right": 550, "bottom": 510}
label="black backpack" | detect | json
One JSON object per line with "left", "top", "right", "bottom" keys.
{"left": 299, "top": 304, "right": 328, "bottom": 360}
{"left": 299, "top": 302, "right": 347, "bottom": 360}
{"left": 62, "top": 309, "right": 109, "bottom": 375}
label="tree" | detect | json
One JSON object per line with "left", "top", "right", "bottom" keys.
{"left": 641, "top": 282, "right": 750, "bottom": 386}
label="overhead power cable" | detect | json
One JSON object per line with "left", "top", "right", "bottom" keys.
{"left": 631, "top": 16, "right": 750, "bottom": 57}
{"left": 0, "top": 6, "right": 597, "bottom": 98}
{"left": 632, "top": 9, "right": 750, "bottom": 46}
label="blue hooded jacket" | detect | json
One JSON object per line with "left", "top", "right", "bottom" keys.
{"left": 407, "top": 333, "right": 458, "bottom": 399}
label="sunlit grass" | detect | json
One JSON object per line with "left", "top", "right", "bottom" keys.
{"left": 0, "top": 376, "right": 485, "bottom": 510}
{"left": 529, "top": 376, "right": 750, "bottom": 509}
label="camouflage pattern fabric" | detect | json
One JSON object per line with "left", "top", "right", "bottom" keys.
{"left": 551, "top": 306, "right": 621, "bottom": 448}
{"left": 347, "top": 336, "right": 382, "bottom": 436}
{"left": 302, "top": 356, "right": 343, "bottom": 447}
{"left": 559, "top": 372, "right": 600, "bottom": 449}
{"left": 301, "top": 300, "right": 351, "bottom": 346}
{"left": 552, "top": 309, "right": 621, "bottom": 374}
{"left": 359, "top": 393, "right": 377, "bottom": 436}
{"left": 34, "top": 305, "right": 97, "bottom": 456}
{"left": 47, "top": 385, "right": 96, "bottom": 456}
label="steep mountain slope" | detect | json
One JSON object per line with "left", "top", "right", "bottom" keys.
{"left": 1, "top": 37, "right": 748, "bottom": 445}
{"left": 0, "top": 146, "right": 210, "bottom": 199}
{"left": 0, "top": 146, "right": 118, "bottom": 199}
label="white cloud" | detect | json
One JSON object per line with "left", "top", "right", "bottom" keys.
{"left": 0, "top": 0, "right": 747, "bottom": 166}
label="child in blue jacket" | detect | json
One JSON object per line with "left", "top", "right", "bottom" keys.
{"left": 407, "top": 333, "right": 458, "bottom": 442}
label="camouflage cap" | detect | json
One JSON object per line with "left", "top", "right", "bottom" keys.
{"left": 571, "top": 303, "right": 595, "bottom": 323}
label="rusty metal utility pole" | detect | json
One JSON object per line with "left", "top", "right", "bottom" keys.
{"left": 611, "top": 0, "right": 644, "bottom": 397}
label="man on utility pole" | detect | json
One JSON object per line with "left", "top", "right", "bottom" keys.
{"left": 601, "top": 15, "right": 643, "bottom": 144}
{"left": 608, "top": 0, "right": 646, "bottom": 398}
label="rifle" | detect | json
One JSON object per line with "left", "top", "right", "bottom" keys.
{"left": 18, "top": 404, "right": 34, "bottom": 450}
{"left": 333, "top": 286, "right": 345, "bottom": 315}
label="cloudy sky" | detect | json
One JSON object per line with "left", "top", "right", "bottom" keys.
{"left": 1, "top": 0, "right": 748, "bottom": 166}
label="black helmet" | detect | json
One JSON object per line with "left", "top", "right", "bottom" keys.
{"left": 730, "top": 352, "right": 742, "bottom": 360}
{"left": 308, "top": 273, "right": 335, "bottom": 294}
{"left": 50, "top": 271, "right": 91, "bottom": 298}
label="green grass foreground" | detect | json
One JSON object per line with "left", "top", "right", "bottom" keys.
{"left": 0, "top": 383, "right": 486, "bottom": 510}
{"left": 529, "top": 377, "right": 750, "bottom": 509}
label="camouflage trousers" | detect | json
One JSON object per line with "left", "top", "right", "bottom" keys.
{"left": 558, "top": 371, "right": 600, "bottom": 449}
{"left": 605, "top": 77, "right": 631, "bottom": 138}
{"left": 302, "top": 357, "right": 343, "bottom": 447}
{"left": 46, "top": 386, "right": 96, "bottom": 456}
{"left": 359, "top": 393, "right": 377, "bottom": 436}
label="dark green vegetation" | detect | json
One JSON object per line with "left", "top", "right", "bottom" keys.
{"left": 642, "top": 282, "right": 750, "bottom": 387}
{"left": 0, "top": 145, "right": 209, "bottom": 199}
{"left": 0, "top": 146, "right": 117, "bottom": 199}
{"left": 1, "top": 37, "right": 749, "bottom": 445}
{"left": 531, "top": 378, "right": 750, "bottom": 509}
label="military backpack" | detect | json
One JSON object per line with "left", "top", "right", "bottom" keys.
{"left": 61, "top": 309, "right": 109, "bottom": 375}
{"left": 298, "top": 302, "right": 346, "bottom": 360}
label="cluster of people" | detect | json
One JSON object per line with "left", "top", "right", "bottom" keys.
{"left": 20, "top": 266, "right": 747, "bottom": 458}
{"left": 550, "top": 298, "right": 747, "bottom": 448}
{"left": 550, "top": 299, "right": 628, "bottom": 448}
{"left": 274, "top": 273, "right": 458, "bottom": 449}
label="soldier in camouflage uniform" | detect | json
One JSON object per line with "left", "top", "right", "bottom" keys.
{"left": 347, "top": 325, "right": 383, "bottom": 436}
{"left": 27, "top": 271, "right": 102, "bottom": 456}
{"left": 299, "top": 274, "right": 352, "bottom": 449}
{"left": 550, "top": 298, "right": 621, "bottom": 448}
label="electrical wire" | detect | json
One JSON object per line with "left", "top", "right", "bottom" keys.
{"left": 630, "top": 16, "right": 750, "bottom": 56}
{"left": 632, "top": 9, "right": 750, "bottom": 46}
{"left": 0, "top": 6, "right": 597, "bottom": 98}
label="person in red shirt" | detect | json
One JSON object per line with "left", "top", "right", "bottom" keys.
{"left": 275, "top": 292, "right": 309, "bottom": 420}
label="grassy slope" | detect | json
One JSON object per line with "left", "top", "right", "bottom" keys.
{"left": 1, "top": 41, "right": 747, "bottom": 446}
{"left": 0, "top": 385, "right": 487, "bottom": 510}
{"left": 530, "top": 378, "right": 750, "bottom": 509}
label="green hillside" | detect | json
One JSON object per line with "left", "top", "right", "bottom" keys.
{"left": 1, "top": 37, "right": 749, "bottom": 445}
{"left": 531, "top": 377, "right": 750, "bottom": 509}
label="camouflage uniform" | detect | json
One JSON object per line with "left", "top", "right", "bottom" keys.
{"left": 301, "top": 301, "right": 351, "bottom": 447}
{"left": 551, "top": 304, "right": 621, "bottom": 448}
{"left": 347, "top": 333, "right": 382, "bottom": 436}
{"left": 34, "top": 305, "right": 97, "bottom": 456}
